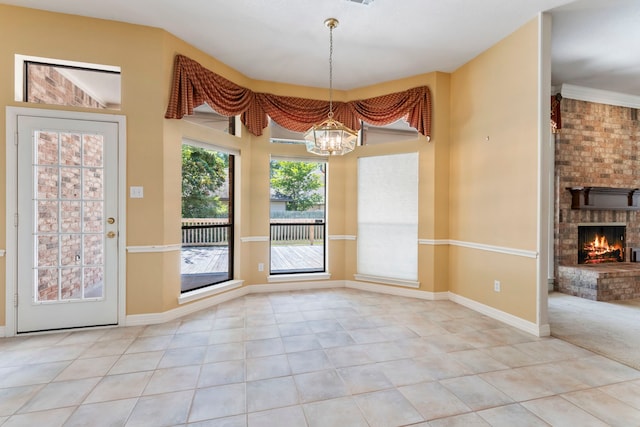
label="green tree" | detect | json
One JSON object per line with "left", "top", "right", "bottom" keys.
{"left": 270, "top": 161, "right": 324, "bottom": 211}
{"left": 182, "top": 145, "right": 227, "bottom": 218}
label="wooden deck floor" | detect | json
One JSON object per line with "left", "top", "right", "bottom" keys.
{"left": 181, "top": 245, "right": 324, "bottom": 275}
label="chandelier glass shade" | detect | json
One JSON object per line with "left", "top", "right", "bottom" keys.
{"left": 304, "top": 18, "right": 358, "bottom": 156}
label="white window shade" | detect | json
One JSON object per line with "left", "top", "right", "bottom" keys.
{"left": 357, "top": 152, "right": 418, "bottom": 283}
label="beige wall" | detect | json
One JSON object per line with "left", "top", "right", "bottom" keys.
{"left": 0, "top": 5, "right": 542, "bottom": 328}
{"left": 449, "top": 17, "right": 540, "bottom": 322}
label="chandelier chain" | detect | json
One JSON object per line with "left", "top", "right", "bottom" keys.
{"left": 328, "top": 22, "right": 334, "bottom": 118}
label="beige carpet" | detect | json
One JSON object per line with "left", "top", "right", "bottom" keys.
{"left": 548, "top": 292, "right": 640, "bottom": 370}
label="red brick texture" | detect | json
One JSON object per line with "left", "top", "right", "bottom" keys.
{"left": 27, "top": 63, "right": 106, "bottom": 109}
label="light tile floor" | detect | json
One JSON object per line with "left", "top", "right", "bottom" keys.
{"left": 1, "top": 288, "right": 640, "bottom": 426}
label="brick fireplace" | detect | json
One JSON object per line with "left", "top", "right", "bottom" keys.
{"left": 554, "top": 98, "right": 640, "bottom": 300}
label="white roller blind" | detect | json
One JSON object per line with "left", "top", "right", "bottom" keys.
{"left": 357, "top": 152, "right": 418, "bottom": 281}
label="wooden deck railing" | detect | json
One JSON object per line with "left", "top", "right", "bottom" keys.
{"left": 181, "top": 218, "right": 324, "bottom": 246}
{"left": 270, "top": 220, "right": 325, "bottom": 245}
{"left": 182, "top": 218, "right": 229, "bottom": 246}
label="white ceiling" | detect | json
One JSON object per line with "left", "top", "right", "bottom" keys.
{"left": 3, "top": 0, "right": 639, "bottom": 96}
{"left": 550, "top": 0, "right": 640, "bottom": 96}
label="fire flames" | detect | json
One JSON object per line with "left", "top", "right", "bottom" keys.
{"left": 582, "top": 234, "right": 623, "bottom": 263}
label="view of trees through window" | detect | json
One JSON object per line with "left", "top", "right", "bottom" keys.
{"left": 181, "top": 144, "right": 233, "bottom": 292}
{"left": 181, "top": 145, "right": 228, "bottom": 218}
{"left": 270, "top": 159, "right": 326, "bottom": 274}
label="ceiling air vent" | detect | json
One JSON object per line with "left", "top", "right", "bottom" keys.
{"left": 345, "top": 0, "right": 374, "bottom": 5}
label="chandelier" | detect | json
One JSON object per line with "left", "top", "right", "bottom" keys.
{"left": 304, "top": 18, "right": 358, "bottom": 156}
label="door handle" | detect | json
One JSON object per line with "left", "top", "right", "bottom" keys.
{"left": 106, "top": 231, "right": 116, "bottom": 239}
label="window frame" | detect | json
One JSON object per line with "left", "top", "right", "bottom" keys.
{"left": 269, "top": 156, "right": 328, "bottom": 276}
{"left": 180, "top": 139, "right": 237, "bottom": 293}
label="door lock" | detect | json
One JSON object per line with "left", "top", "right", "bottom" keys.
{"left": 106, "top": 231, "right": 116, "bottom": 238}
{"left": 107, "top": 217, "right": 115, "bottom": 224}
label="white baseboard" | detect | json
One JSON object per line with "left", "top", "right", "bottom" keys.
{"left": 125, "top": 280, "right": 546, "bottom": 337}
{"left": 448, "top": 292, "right": 550, "bottom": 337}
{"left": 249, "top": 280, "right": 344, "bottom": 293}
{"left": 346, "top": 280, "right": 447, "bottom": 300}
{"left": 125, "top": 281, "right": 344, "bottom": 326}
{"left": 126, "top": 286, "right": 250, "bottom": 326}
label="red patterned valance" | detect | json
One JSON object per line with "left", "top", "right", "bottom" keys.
{"left": 165, "top": 54, "right": 432, "bottom": 139}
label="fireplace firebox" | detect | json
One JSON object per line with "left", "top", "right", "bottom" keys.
{"left": 577, "top": 225, "right": 626, "bottom": 264}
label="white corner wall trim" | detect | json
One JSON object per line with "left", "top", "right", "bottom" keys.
{"left": 328, "top": 235, "right": 356, "bottom": 240}
{"left": 353, "top": 274, "right": 420, "bottom": 289}
{"left": 418, "top": 239, "right": 449, "bottom": 245}
{"left": 448, "top": 292, "right": 550, "bottom": 337}
{"left": 126, "top": 244, "right": 181, "bottom": 253}
{"left": 561, "top": 83, "right": 640, "bottom": 109}
{"left": 449, "top": 240, "right": 538, "bottom": 259}
{"left": 0, "top": 249, "right": 5, "bottom": 257}
{"left": 240, "top": 236, "right": 269, "bottom": 243}
{"left": 0, "top": 326, "right": 5, "bottom": 337}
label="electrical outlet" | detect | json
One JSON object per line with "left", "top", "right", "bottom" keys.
{"left": 494, "top": 280, "right": 501, "bottom": 292}
{"left": 258, "top": 263, "right": 264, "bottom": 272}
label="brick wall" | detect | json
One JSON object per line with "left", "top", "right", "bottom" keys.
{"left": 554, "top": 98, "right": 640, "bottom": 276}
{"left": 27, "top": 63, "right": 106, "bottom": 109}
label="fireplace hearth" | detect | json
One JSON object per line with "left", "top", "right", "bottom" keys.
{"left": 578, "top": 225, "right": 625, "bottom": 264}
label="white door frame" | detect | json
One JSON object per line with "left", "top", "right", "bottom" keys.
{"left": 5, "top": 107, "right": 127, "bottom": 336}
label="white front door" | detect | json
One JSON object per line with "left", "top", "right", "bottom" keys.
{"left": 16, "top": 115, "right": 119, "bottom": 333}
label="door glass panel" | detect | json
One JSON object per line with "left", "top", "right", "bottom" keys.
{"left": 36, "top": 131, "right": 58, "bottom": 164}
{"left": 33, "top": 130, "right": 106, "bottom": 302}
{"left": 84, "top": 267, "right": 104, "bottom": 298}
{"left": 37, "top": 235, "right": 58, "bottom": 267}
{"left": 83, "top": 134, "right": 103, "bottom": 166}
{"left": 60, "top": 167, "right": 81, "bottom": 199}
{"left": 83, "top": 168, "right": 103, "bottom": 199}
{"left": 83, "top": 201, "right": 104, "bottom": 232}
{"left": 37, "top": 166, "right": 59, "bottom": 199}
{"left": 60, "top": 133, "right": 81, "bottom": 165}
{"left": 60, "top": 234, "right": 81, "bottom": 266}
{"left": 61, "top": 267, "right": 82, "bottom": 300}
{"left": 61, "top": 201, "right": 81, "bottom": 233}
{"left": 37, "top": 201, "right": 58, "bottom": 232}
{"left": 38, "top": 269, "right": 58, "bottom": 301}
{"left": 84, "top": 235, "right": 104, "bottom": 265}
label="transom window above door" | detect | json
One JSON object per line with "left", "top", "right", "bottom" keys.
{"left": 15, "top": 54, "right": 121, "bottom": 110}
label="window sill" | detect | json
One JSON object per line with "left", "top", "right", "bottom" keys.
{"left": 267, "top": 272, "right": 331, "bottom": 283}
{"left": 353, "top": 274, "right": 419, "bottom": 288}
{"left": 178, "top": 279, "right": 244, "bottom": 305}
